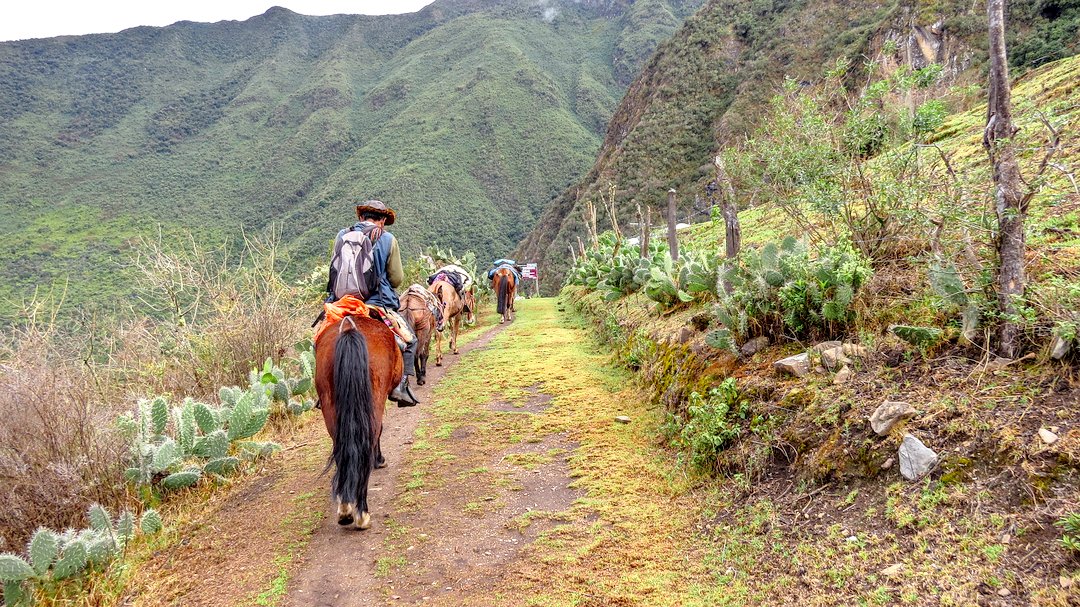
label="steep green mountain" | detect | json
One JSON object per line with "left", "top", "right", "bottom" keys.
{"left": 0, "top": 0, "right": 702, "bottom": 315}
{"left": 517, "top": 0, "right": 1080, "bottom": 292}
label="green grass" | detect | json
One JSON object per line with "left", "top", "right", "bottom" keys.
{"left": 250, "top": 490, "right": 324, "bottom": 607}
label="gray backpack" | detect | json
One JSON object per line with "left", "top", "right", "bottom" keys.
{"left": 330, "top": 225, "right": 380, "bottom": 300}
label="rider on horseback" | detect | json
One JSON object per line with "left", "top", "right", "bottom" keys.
{"left": 327, "top": 200, "right": 420, "bottom": 406}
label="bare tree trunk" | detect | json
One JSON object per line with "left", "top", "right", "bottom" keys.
{"left": 666, "top": 188, "right": 679, "bottom": 262}
{"left": 642, "top": 205, "right": 651, "bottom": 258}
{"left": 715, "top": 159, "right": 742, "bottom": 262}
{"left": 984, "top": 0, "right": 1025, "bottom": 358}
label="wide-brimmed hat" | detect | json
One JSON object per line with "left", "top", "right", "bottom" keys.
{"left": 355, "top": 199, "right": 396, "bottom": 225}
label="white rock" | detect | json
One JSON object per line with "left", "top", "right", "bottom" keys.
{"left": 1038, "top": 428, "right": 1059, "bottom": 445}
{"left": 898, "top": 434, "right": 938, "bottom": 481}
{"left": 774, "top": 352, "right": 811, "bottom": 377}
{"left": 1051, "top": 335, "right": 1072, "bottom": 360}
{"left": 820, "top": 346, "right": 852, "bottom": 371}
{"left": 869, "top": 401, "right": 916, "bottom": 436}
{"left": 842, "top": 343, "right": 868, "bottom": 358}
{"left": 833, "top": 365, "right": 853, "bottom": 385}
{"left": 880, "top": 564, "right": 903, "bottom": 577}
{"left": 614, "top": 416, "right": 631, "bottom": 424}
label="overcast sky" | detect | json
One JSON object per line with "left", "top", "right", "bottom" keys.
{"left": 2, "top": 0, "right": 435, "bottom": 42}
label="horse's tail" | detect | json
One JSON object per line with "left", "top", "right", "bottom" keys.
{"left": 496, "top": 274, "right": 508, "bottom": 314}
{"left": 332, "top": 323, "right": 373, "bottom": 506}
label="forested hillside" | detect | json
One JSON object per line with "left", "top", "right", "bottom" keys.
{"left": 518, "top": 0, "right": 1080, "bottom": 291}
{"left": 0, "top": 0, "right": 701, "bottom": 315}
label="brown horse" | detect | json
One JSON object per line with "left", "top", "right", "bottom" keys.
{"left": 429, "top": 279, "right": 464, "bottom": 366}
{"left": 463, "top": 289, "right": 476, "bottom": 325}
{"left": 314, "top": 315, "right": 402, "bottom": 530}
{"left": 493, "top": 267, "right": 516, "bottom": 323}
{"left": 400, "top": 289, "right": 439, "bottom": 385}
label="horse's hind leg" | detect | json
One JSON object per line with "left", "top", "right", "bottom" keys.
{"left": 375, "top": 423, "right": 387, "bottom": 469}
{"left": 337, "top": 499, "right": 356, "bottom": 526}
{"left": 355, "top": 484, "right": 372, "bottom": 530}
{"left": 452, "top": 318, "right": 460, "bottom": 354}
{"left": 434, "top": 330, "right": 443, "bottom": 367}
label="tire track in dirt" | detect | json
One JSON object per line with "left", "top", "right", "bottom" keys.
{"left": 284, "top": 322, "right": 511, "bottom": 607}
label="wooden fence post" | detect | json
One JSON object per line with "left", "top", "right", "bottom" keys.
{"left": 666, "top": 188, "right": 678, "bottom": 262}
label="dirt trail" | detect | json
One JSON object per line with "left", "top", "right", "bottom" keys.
{"left": 285, "top": 322, "right": 515, "bottom": 606}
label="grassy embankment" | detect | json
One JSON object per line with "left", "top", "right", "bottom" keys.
{"left": 550, "top": 56, "right": 1080, "bottom": 604}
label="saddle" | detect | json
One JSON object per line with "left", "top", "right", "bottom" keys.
{"left": 315, "top": 295, "right": 414, "bottom": 346}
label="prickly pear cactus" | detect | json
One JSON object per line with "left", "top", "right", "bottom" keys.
{"left": 4, "top": 579, "right": 29, "bottom": 607}
{"left": 227, "top": 391, "right": 269, "bottom": 441}
{"left": 290, "top": 377, "right": 312, "bottom": 396}
{"left": 52, "top": 541, "right": 88, "bottom": 580}
{"left": 27, "top": 528, "right": 58, "bottom": 575}
{"left": 192, "top": 402, "right": 219, "bottom": 434}
{"left": 116, "top": 511, "right": 135, "bottom": 544}
{"left": 151, "top": 438, "right": 180, "bottom": 473}
{"left": 81, "top": 530, "right": 118, "bottom": 567}
{"left": 237, "top": 441, "right": 280, "bottom": 461}
{"left": 219, "top": 386, "right": 243, "bottom": 407}
{"left": 203, "top": 456, "right": 240, "bottom": 476}
{"left": 87, "top": 504, "right": 112, "bottom": 532}
{"left": 140, "top": 509, "right": 163, "bottom": 535}
{"left": 149, "top": 396, "right": 169, "bottom": 436}
{"left": 162, "top": 468, "right": 202, "bottom": 490}
{"left": 0, "top": 554, "right": 35, "bottom": 582}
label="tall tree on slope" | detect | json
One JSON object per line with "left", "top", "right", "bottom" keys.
{"left": 984, "top": 0, "right": 1061, "bottom": 358}
{"left": 984, "top": 0, "right": 1025, "bottom": 359}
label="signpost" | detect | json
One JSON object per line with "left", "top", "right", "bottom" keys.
{"left": 521, "top": 263, "right": 539, "bottom": 296}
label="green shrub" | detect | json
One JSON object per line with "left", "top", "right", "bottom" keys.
{"left": 1057, "top": 512, "right": 1080, "bottom": 554}
{"left": 668, "top": 378, "right": 749, "bottom": 475}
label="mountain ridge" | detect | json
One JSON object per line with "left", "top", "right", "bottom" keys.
{"left": 0, "top": 0, "right": 702, "bottom": 315}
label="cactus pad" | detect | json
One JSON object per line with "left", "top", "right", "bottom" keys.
{"left": 27, "top": 528, "right": 58, "bottom": 576}
{"left": 151, "top": 439, "right": 180, "bottom": 473}
{"left": 52, "top": 541, "right": 88, "bottom": 580}
{"left": 162, "top": 469, "right": 201, "bottom": 490}
{"left": 149, "top": 397, "right": 169, "bottom": 436}
{"left": 87, "top": 504, "right": 112, "bottom": 532}
{"left": 192, "top": 402, "right": 219, "bottom": 434}
{"left": 140, "top": 510, "right": 163, "bottom": 535}
{"left": 0, "top": 554, "right": 35, "bottom": 582}
{"left": 203, "top": 456, "right": 240, "bottom": 476}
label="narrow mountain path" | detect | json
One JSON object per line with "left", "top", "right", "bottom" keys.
{"left": 282, "top": 298, "right": 723, "bottom": 607}
{"left": 120, "top": 317, "right": 507, "bottom": 607}
{"left": 283, "top": 321, "right": 511, "bottom": 606}
{"left": 125, "top": 298, "right": 724, "bottom": 606}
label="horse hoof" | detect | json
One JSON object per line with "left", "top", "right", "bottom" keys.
{"left": 417, "top": 379, "right": 425, "bottom": 386}
{"left": 436, "top": 362, "right": 442, "bottom": 367}
{"left": 355, "top": 511, "right": 372, "bottom": 530}
{"left": 338, "top": 513, "right": 354, "bottom": 526}
{"left": 337, "top": 502, "right": 355, "bottom": 526}
{"left": 375, "top": 458, "right": 388, "bottom": 469}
